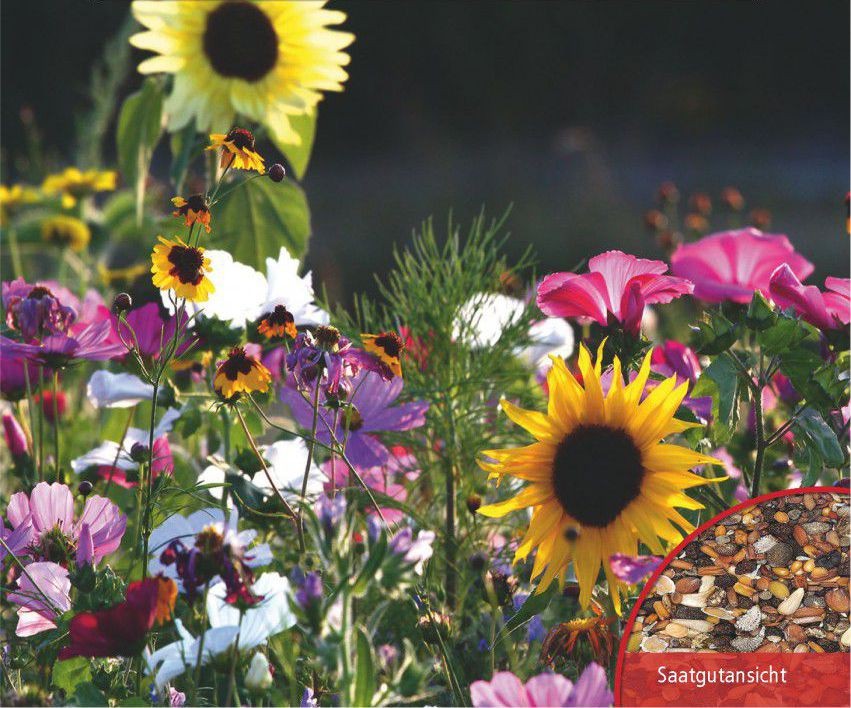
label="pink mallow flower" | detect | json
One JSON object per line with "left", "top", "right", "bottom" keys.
{"left": 470, "top": 663, "right": 613, "bottom": 707}
{"left": 670, "top": 228, "right": 813, "bottom": 304}
{"left": 537, "top": 251, "right": 693, "bottom": 336}
{"left": 768, "top": 264, "right": 850, "bottom": 331}
{"left": 8, "top": 561, "right": 72, "bottom": 637}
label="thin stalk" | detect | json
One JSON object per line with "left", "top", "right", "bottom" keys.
{"left": 104, "top": 408, "right": 135, "bottom": 498}
{"left": 224, "top": 614, "right": 243, "bottom": 707}
{"left": 6, "top": 227, "right": 24, "bottom": 278}
{"left": 37, "top": 366, "right": 45, "bottom": 481}
{"left": 141, "top": 379, "right": 159, "bottom": 580}
{"left": 190, "top": 584, "right": 210, "bottom": 706}
{"left": 297, "top": 379, "right": 322, "bottom": 551}
{"left": 51, "top": 370, "right": 61, "bottom": 483}
{"left": 751, "top": 381, "right": 766, "bottom": 498}
{"left": 23, "top": 365, "right": 38, "bottom": 477}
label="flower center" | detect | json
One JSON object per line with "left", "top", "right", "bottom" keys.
{"left": 266, "top": 305, "right": 294, "bottom": 326}
{"left": 374, "top": 332, "right": 404, "bottom": 358}
{"left": 551, "top": 424, "right": 644, "bottom": 527}
{"left": 315, "top": 325, "right": 341, "bottom": 350}
{"left": 220, "top": 347, "right": 254, "bottom": 380}
{"left": 203, "top": 1, "right": 278, "bottom": 82}
{"left": 184, "top": 194, "right": 208, "bottom": 212}
{"left": 167, "top": 244, "right": 205, "bottom": 285}
{"left": 196, "top": 525, "right": 226, "bottom": 555}
{"left": 226, "top": 127, "right": 256, "bottom": 150}
{"left": 27, "top": 285, "right": 54, "bottom": 300}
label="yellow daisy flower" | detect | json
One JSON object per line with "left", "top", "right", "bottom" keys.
{"left": 151, "top": 236, "right": 215, "bottom": 302}
{"left": 42, "top": 167, "right": 116, "bottom": 208}
{"left": 41, "top": 215, "right": 91, "bottom": 252}
{"left": 213, "top": 346, "right": 272, "bottom": 400}
{"left": 206, "top": 128, "right": 265, "bottom": 173}
{"left": 257, "top": 304, "right": 297, "bottom": 340}
{"left": 129, "top": 1, "right": 354, "bottom": 148}
{"left": 172, "top": 194, "right": 212, "bottom": 233}
{"left": 0, "top": 184, "right": 39, "bottom": 225}
{"left": 477, "top": 343, "right": 723, "bottom": 613}
{"left": 362, "top": 331, "right": 405, "bottom": 378}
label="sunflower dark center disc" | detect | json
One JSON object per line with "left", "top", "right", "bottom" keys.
{"left": 203, "top": 2, "right": 278, "bottom": 82}
{"left": 221, "top": 349, "right": 254, "bottom": 380}
{"left": 552, "top": 424, "right": 644, "bottom": 527}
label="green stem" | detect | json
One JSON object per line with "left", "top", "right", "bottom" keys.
{"left": 23, "top": 365, "right": 39, "bottom": 479}
{"left": 7, "top": 227, "right": 24, "bottom": 279}
{"left": 51, "top": 370, "right": 61, "bottom": 483}
{"left": 224, "top": 614, "right": 243, "bottom": 707}
{"left": 751, "top": 382, "right": 766, "bottom": 498}
{"left": 191, "top": 584, "right": 210, "bottom": 706}
{"left": 37, "top": 366, "right": 45, "bottom": 481}
{"left": 297, "top": 379, "right": 322, "bottom": 552}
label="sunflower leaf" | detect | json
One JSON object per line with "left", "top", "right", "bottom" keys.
{"left": 268, "top": 110, "right": 317, "bottom": 180}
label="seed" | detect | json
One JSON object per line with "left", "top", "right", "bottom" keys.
{"left": 793, "top": 643, "right": 810, "bottom": 652}
{"left": 825, "top": 589, "right": 850, "bottom": 613}
{"left": 773, "top": 567, "right": 790, "bottom": 578}
{"left": 803, "top": 545, "right": 818, "bottom": 558}
{"left": 840, "top": 626, "right": 851, "bottom": 647}
{"left": 789, "top": 560, "right": 803, "bottom": 573}
{"left": 777, "top": 588, "right": 805, "bottom": 615}
{"left": 654, "top": 575, "right": 676, "bottom": 594}
{"left": 653, "top": 601, "right": 670, "bottom": 619}
{"left": 793, "top": 525, "right": 809, "bottom": 546}
{"left": 803, "top": 494, "right": 816, "bottom": 510}
{"left": 641, "top": 635, "right": 669, "bottom": 652}
{"left": 663, "top": 622, "right": 689, "bottom": 638}
{"left": 715, "top": 525, "right": 727, "bottom": 537}
{"left": 671, "top": 619, "right": 713, "bottom": 633}
{"left": 703, "top": 607, "right": 736, "bottom": 621}
{"left": 803, "top": 559, "right": 815, "bottom": 573}
{"left": 810, "top": 567, "right": 829, "bottom": 581}
{"left": 675, "top": 577, "right": 701, "bottom": 594}
{"left": 774, "top": 511, "right": 789, "bottom": 523}
{"left": 734, "top": 582, "right": 756, "bottom": 598}
{"left": 769, "top": 581, "right": 789, "bottom": 599}
{"left": 735, "top": 605, "right": 762, "bottom": 632}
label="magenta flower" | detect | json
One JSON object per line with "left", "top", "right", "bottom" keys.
{"left": 670, "top": 228, "right": 814, "bottom": 304}
{"left": 537, "top": 251, "right": 693, "bottom": 336}
{"left": 470, "top": 663, "right": 613, "bottom": 707}
{"left": 2, "top": 278, "right": 76, "bottom": 340}
{"left": 0, "top": 353, "right": 49, "bottom": 399}
{"left": 115, "top": 302, "right": 193, "bottom": 359}
{"left": 609, "top": 553, "right": 661, "bottom": 584}
{"left": 2, "top": 320, "right": 126, "bottom": 367}
{"left": 282, "top": 370, "right": 429, "bottom": 468}
{"left": 768, "top": 264, "right": 850, "bottom": 331}
{"left": 8, "top": 561, "right": 72, "bottom": 637}
{"left": 3, "top": 410, "right": 28, "bottom": 458}
{"left": 4, "top": 482, "right": 126, "bottom": 566}
{"left": 650, "top": 340, "right": 712, "bottom": 419}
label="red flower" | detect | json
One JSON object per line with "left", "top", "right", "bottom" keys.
{"left": 58, "top": 577, "right": 175, "bottom": 659}
{"left": 33, "top": 389, "right": 67, "bottom": 423}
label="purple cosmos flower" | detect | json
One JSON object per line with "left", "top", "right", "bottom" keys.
{"left": 709, "top": 448, "right": 749, "bottom": 502}
{"left": 389, "top": 527, "right": 435, "bottom": 575}
{"left": 470, "top": 663, "right": 613, "bottom": 707}
{"left": 3, "top": 482, "right": 126, "bottom": 566}
{"left": 282, "top": 370, "right": 429, "bottom": 468}
{"left": 115, "top": 302, "right": 193, "bottom": 359}
{"left": 8, "top": 561, "right": 72, "bottom": 637}
{"left": 3, "top": 278, "right": 77, "bottom": 340}
{"left": 2, "top": 320, "right": 125, "bottom": 367}
{"left": 608, "top": 553, "right": 662, "bottom": 585}
{"left": 295, "top": 571, "right": 323, "bottom": 608}
{"left": 650, "top": 340, "right": 712, "bottom": 420}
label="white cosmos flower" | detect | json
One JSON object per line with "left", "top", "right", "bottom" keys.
{"left": 260, "top": 247, "right": 329, "bottom": 327}
{"left": 145, "top": 573, "right": 296, "bottom": 688}
{"left": 453, "top": 293, "right": 526, "bottom": 349}
{"left": 516, "top": 317, "right": 575, "bottom": 373}
{"left": 86, "top": 371, "right": 154, "bottom": 408}
{"left": 245, "top": 652, "right": 274, "bottom": 691}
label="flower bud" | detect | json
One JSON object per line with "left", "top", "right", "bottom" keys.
{"left": 245, "top": 652, "right": 274, "bottom": 691}
{"left": 130, "top": 442, "right": 149, "bottom": 463}
{"left": 750, "top": 208, "right": 772, "bottom": 230}
{"left": 268, "top": 163, "right": 286, "bottom": 183}
{"left": 689, "top": 192, "right": 712, "bottom": 216}
{"left": 469, "top": 551, "right": 487, "bottom": 572}
{"left": 112, "top": 292, "right": 133, "bottom": 314}
{"left": 77, "top": 480, "right": 93, "bottom": 496}
{"left": 465, "top": 493, "right": 482, "bottom": 514}
{"left": 2, "top": 411, "right": 28, "bottom": 459}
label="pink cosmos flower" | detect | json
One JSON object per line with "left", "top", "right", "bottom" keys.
{"left": 670, "top": 228, "right": 814, "bottom": 304}
{"left": 470, "top": 663, "right": 613, "bottom": 707}
{"left": 4, "top": 482, "right": 126, "bottom": 566}
{"left": 8, "top": 561, "right": 72, "bottom": 636}
{"left": 115, "top": 302, "right": 193, "bottom": 359}
{"left": 537, "top": 251, "right": 693, "bottom": 336}
{"left": 768, "top": 264, "right": 850, "bottom": 330}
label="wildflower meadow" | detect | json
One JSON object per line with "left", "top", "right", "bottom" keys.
{"left": 1, "top": 2, "right": 848, "bottom": 707}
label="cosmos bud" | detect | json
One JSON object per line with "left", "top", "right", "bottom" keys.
{"left": 77, "top": 480, "right": 93, "bottom": 497}
{"left": 112, "top": 292, "right": 133, "bottom": 315}
{"left": 130, "top": 442, "right": 149, "bottom": 463}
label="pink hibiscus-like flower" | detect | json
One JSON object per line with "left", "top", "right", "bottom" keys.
{"left": 537, "top": 251, "right": 693, "bottom": 336}
{"left": 8, "top": 561, "right": 72, "bottom": 637}
{"left": 470, "top": 663, "right": 613, "bottom": 707}
{"left": 768, "top": 264, "right": 850, "bottom": 331}
{"left": 670, "top": 228, "right": 813, "bottom": 304}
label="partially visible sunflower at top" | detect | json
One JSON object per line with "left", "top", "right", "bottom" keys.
{"left": 42, "top": 167, "right": 116, "bottom": 208}
{"left": 477, "top": 343, "right": 723, "bottom": 613}
{"left": 171, "top": 194, "right": 212, "bottom": 233}
{"left": 151, "top": 236, "right": 214, "bottom": 302}
{"left": 130, "top": 1, "right": 354, "bottom": 150}
{"left": 214, "top": 345, "right": 272, "bottom": 401}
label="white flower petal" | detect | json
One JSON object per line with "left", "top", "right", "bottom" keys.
{"left": 87, "top": 371, "right": 154, "bottom": 408}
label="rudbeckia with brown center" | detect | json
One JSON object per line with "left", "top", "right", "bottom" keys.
{"left": 172, "top": 194, "right": 212, "bottom": 232}
{"left": 41, "top": 215, "right": 91, "bottom": 252}
{"left": 214, "top": 346, "right": 272, "bottom": 400}
{"left": 207, "top": 128, "right": 265, "bottom": 173}
{"left": 151, "top": 237, "right": 215, "bottom": 302}
{"left": 362, "top": 331, "right": 405, "bottom": 378}
{"left": 258, "top": 304, "right": 296, "bottom": 340}
{"left": 478, "top": 343, "right": 723, "bottom": 613}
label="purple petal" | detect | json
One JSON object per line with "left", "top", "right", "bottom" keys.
{"left": 28, "top": 482, "right": 74, "bottom": 534}
{"left": 608, "top": 553, "right": 661, "bottom": 584}
{"left": 567, "top": 662, "right": 613, "bottom": 707}
{"left": 525, "top": 673, "right": 575, "bottom": 707}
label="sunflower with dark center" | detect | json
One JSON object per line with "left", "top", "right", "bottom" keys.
{"left": 258, "top": 304, "right": 297, "bottom": 340}
{"left": 362, "top": 331, "right": 405, "bottom": 378}
{"left": 130, "top": 1, "right": 354, "bottom": 150}
{"left": 477, "top": 343, "right": 723, "bottom": 613}
{"left": 171, "top": 194, "right": 212, "bottom": 233}
{"left": 207, "top": 127, "right": 265, "bottom": 173}
{"left": 151, "top": 236, "right": 215, "bottom": 302}
{"left": 213, "top": 346, "right": 272, "bottom": 400}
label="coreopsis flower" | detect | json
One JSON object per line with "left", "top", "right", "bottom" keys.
{"left": 151, "top": 237, "right": 215, "bottom": 302}
{"left": 41, "top": 215, "right": 91, "bottom": 252}
{"left": 258, "top": 304, "right": 297, "bottom": 340}
{"left": 361, "top": 331, "right": 405, "bottom": 378}
{"left": 768, "top": 264, "right": 851, "bottom": 330}
{"left": 470, "top": 663, "right": 613, "bottom": 707}
{"left": 3, "top": 278, "right": 76, "bottom": 340}
{"left": 58, "top": 576, "right": 176, "bottom": 659}
{"left": 42, "top": 167, "right": 116, "bottom": 208}
{"left": 0, "top": 183, "right": 39, "bottom": 224}
{"left": 261, "top": 247, "right": 329, "bottom": 326}
{"left": 670, "top": 228, "right": 813, "bottom": 304}
{"left": 477, "top": 344, "right": 723, "bottom": 612}
{"left": 537, "top": 251, "right": 694, "bottom": 337}
{"left": 8, "top": 561, "right": 71, "bottom": 637}
{"left": 171, "top": 194, "right": 211, "bottom": 232}
{"left": 214, "top": 346, "right": 272, "bottom": 400}
{"left": 207, "top": 128, "right": 265, "bottom": 172}
{"left": 129, "top": 1, "right": 353, "bottom": 150}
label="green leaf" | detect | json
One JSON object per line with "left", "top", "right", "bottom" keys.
{"left": 352, "top": 531, "right": 388, "bottom": 597}
{"left": 692, "top": 356, "right": 740, "bottom": 442}
{"left": 169, "top": 122, "right": 198, "bottom": 193}
{"left": 214, "top": 177, "right": 311, "bottom": 269}
{"left": 52, "top": 656, "right": 92, "bottom": 695}
{"left": 353, "top": 625, "right": 376, "bottom": 707}
{"left": 794, "top": 408, "right": 844, "bottom": 468}
{"left": 267, "top": 110, "right": 317, "bottom": 180}
{"left": 72, "top": 681, "right": 107, "bottom": 707}
{"left": 798, "top": 446, "right": 824, "bottom": 488}
{"left": 493, "top": 583, "right": 557, "bottom": 647}
{"left": 116, "top": 78, "right": 163, "bottom": 188}
{"left": 757, "top": 313, "right": 809, "bottom": 355}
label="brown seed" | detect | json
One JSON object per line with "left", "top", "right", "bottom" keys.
{"left": 774, "top": 511, "right": 789, "bottom": 523}
{"left": 675, "top": 577, "right": 701, "bottom": 594}
{"left": 825, "top": 589, "right": 850, "bottom": 613}
{"left": 793, "top": 525, "right": 808, "bottom": 546}
{"left": 803, "top": 494, "right": 816, "bottom": 510}
{"left": 756, "top": 577, "right": 770, "bottom": 591}
{"left": 653, "top": 601, "right": 670, "bottom": 619}
{"left": 734, "top": 582, "right": 756, "bottom": 598}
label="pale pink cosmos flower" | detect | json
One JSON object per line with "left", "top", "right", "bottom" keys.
{"left": 537, "top": 251, "right": 693, "bottom": 336}
{"left": 768, "top": 264, "right": 850, "bottom": 330}
{"left": 470, "top": 663, "right": 613, "bottom": 707}
{"left": 8, "top": 561, "right": 72, "bottom": 636}
{"left": 670, "top": 228, "right": 814, "bottom": 304}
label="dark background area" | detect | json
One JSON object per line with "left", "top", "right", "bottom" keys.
{"left": 2, "top": 1, "right": 848, "bottom": 304}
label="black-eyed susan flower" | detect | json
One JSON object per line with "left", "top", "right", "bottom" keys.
{"left": 41, "top": 215, "right": 91, "bottom": 252}
{"left": 151, "top": 237, "right": 215, "bottom": 302}
{"left": 361, "top": 331, "right": 405, "bottom": 378}
{"left": 213, "top": 346, "right": 272, "bottom": 400}
{"left": 541, "top": 601, "right": 615, "bottom": 666}
{"left": 42, "top": 167, "right": 116, "bottom": 208}
{"left": 257, "top": 304, "right": 296, "bottom": 340}
{"left": 207, "top": 128, "right": 265, "bottom": 173}
{"left": 129, "top": 1, "right": 353, "bottom": 150}
{"left": 0, "top": 184, "right": 39, "bottom": 225}
{"left": 477, "top": 343, "right": 723, "bottom": 613}
{"left": 171, "top": 194, "right": 212, "bottom": 232}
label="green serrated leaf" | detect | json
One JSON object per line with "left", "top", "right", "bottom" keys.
{"left": 757, "top": 313, "right": 808, "bottom": 355}
{"left": 692, "top": 356, "right": 741, "bottom": 442}
{"left": 116, "top": 78, "right": 163, "bottom": 187}
{"left": 214, "top": 177, "right": 311, "bottom": 269}
{"left": 353, "top": 626, "right": 376, "bottom": 707}
{"left": 794, "top": 408, "right": 844, "bottom": 468}
{"left": 52, "top": 656, "right": 92, "bottom": 695}
{"left": 493, "top": 583, "right": 557, "bottom": 647}
{"left": 268, "top": 110, "right": 317, "bottom": 179}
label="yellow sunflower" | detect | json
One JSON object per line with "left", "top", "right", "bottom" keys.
{"left": 41, "top": 215, "right": 91, "bottom": 252}
{"left": 207, "top": 129, "right": 265, "bottom": 173}
{"left": 213, "top": 346, "right": 272, "bottom": 400}
{"left": 362, "top": 331, "right": 405, "bottom": 378}
{"left": 42, "top": 167, "right": 116, "bottom": 208}
{"left": 151, "top": 236, "right": 215, "bottom": 302}
{"left": 129, "top": 1, "right": 354, "bottom": 149}
{"left": 478, "top": 343, "right": 723, "bottom": 613}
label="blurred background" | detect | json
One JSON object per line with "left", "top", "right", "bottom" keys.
{"left": 2, "top": 0, "right": 848, "bottom": 305}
